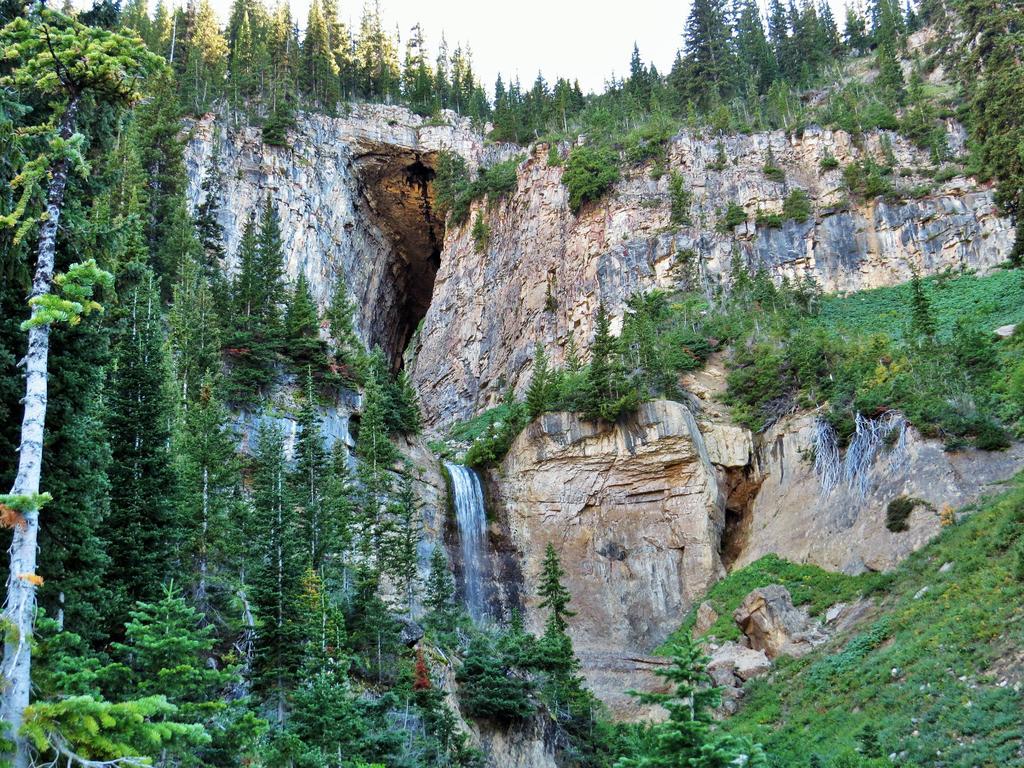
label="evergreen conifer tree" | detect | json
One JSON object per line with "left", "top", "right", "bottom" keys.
{"left": 284, "top": 273, "right": 330, "bottom": 379}
{"left": 106, "top": 261, "right": 178, "bottom": 625}
{"left": 526, "top": 342, "right": 551, "bottom": 419}
{"left": 249, "top": 424, "right": 305, "bottom": 723}
{"left": 173, "top": 374, "right": 239, "bottom": 607}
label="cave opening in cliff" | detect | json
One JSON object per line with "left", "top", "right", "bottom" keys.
{"left": 719, "top": 467, "right": 763, "bottom": 569}
{"left": 353, "top": 144, "right": 445, "bottom": 370}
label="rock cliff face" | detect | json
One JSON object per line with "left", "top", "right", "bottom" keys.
{"left": 729, "top": 413, "right": 1024, "bottom": 574}
{"left": 185, "top": 105, "right": 516, "bottom": 367}
{"left": 186, "top": 106, "right": 1022, "bottom": 735}
{"left": 411, "top": 126, "right": 1012, "bottom": 426}
{"left": 491, "top": 400, "right": 724, "bottom": 717}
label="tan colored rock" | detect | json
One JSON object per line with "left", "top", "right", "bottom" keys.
{"left": 493, "top": 400, "right": 724, "bottom": 717}
{"left": 693, "top": 601, "right": 719, "bottom": 637}
{"left": 731, "top": 413, "right": 1024, "bottom": 573}
{"left": 733, "top": 585, "right": 828, "bottom": 659}
{"left": 411, "top": 128, "right": 1013, "bottom": 428}
{"left": 702, "top": 423, "right": 753, "bottom": 468}
{"left": 707, "top": 642, "right": 772, "bottom": 683}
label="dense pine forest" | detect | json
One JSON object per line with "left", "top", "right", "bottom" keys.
{"left": 1, "top": 0, "right": 1023, "bottom": 765}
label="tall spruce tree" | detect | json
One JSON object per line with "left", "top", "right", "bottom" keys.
{"left": 106, "top": 261, "right": 178, "bottom": 626}
{"left": 291, "top": 373, "right": 329, "bottom": 570}
{"left": 249, "top": 424, "right": 305, "bottom": 724}
{"left": 173, "top": 374, "right": 239, "bottom": 608}
{"left": 283, "top": 273, "right": 330, "bottom": 378}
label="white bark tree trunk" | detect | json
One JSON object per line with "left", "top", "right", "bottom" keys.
{"left": 1, "top": 94, "right": 80, "bottom": 768}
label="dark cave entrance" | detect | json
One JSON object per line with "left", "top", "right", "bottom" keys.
{"left": 719, "top": 466, "right": 763, "bottom": 570}
{"left": 353, "top": 144, "right": 445, "bottom": 371}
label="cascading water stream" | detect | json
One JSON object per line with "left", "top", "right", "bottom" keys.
{"left": 444, "top": 462, "right": 489, "bottom": 622}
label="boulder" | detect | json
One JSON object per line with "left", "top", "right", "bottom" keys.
{"left": 693, "top": 602, "right": 719, "bottom": 638}
{"left": 733, "top": 585, "right": 828, "bottom": 659}
{"left": 707, "top": 642, "right": 772, "bottom": 684}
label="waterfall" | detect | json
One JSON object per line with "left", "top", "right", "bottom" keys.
{"left": 444, "top": 462, "right": 489, "bottom": 622}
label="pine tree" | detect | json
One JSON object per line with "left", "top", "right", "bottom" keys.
{"left": 355, "top": 369, "right": 400, "bottom": 565}
{"left": 168, "top": 254, "right": 222, "bottom": 403}
{"left": 876, "top": 43, "right": 906, "bottom": 105}
{"left": 291, "top": 373, "right": 329, "bottom": 570}
{"left": 283, "top": 273, "right": 330, "bottom": 378}
{"left": 384, "top": 470, "right": 421, "bottom": 611}
{"left": 106, "top": 261, "right": 178, "bottom": 625}
{"left": 182, "top": 0, "right": 229, "bottom": 114}
{"left": 909, "top": 270, "right": 935, "bottom": 340}
{"left": 424, "top": 546, "right": 459, "bottom": 637}
{"left": 455, "top": 633, "right": 534, "bottom": 723}
{"left": 249, "top": 424, "right": 305, "bottom": 723}
{"left": 526, "top": 342, "right": 551, "bottom": 419}
{"left": 301, "top": 0, "right": 340, "bottom": 110}
{"left": 0, "top": 16, "right": 160, "bottom": 757}
{"left": 173, "top": 374, "right": 239, "bottom": 608}
{"left": 327, "top": 279, "right": 366, "bottom": 381}
{"left": 537, "top": 543, "right": 576, "bottom": 638}
{"left": 616, "top": 637, "right": 767, "bottom": 768}
{"left": 112, "top": 584, "right": 237, "bottom": 718}
{"left": 583, "top": 301, "right": 637, "bottom": 422}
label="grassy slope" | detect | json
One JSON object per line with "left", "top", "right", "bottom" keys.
{"left": 818, "top": 269, "right": 1024, "bottom": 340}
{"left": 688, "top": 476, "right": 1024, "bottom": 767}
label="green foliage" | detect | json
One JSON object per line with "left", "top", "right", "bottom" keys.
{"left": 106, "top": 261, "right": 177, "bottom": 625}
{"left": 819, "top": 152, "right": 840, "bottom": 171}
{"left": 885, "top": 496, "right": 928, "bottom": 532}
{"left": 435, "top": 151, "right": 522, "bottom": 226}
{"left": 22, "top": 695, "right": 208, "bottom": 765}
{"left": 470, "top": 210, "right": 490, "bottom": 253}
{"left": 463, "top": 392, "right": 529, "bottom": 469}
{"left": 842, "top": 156, "right": 893, "bottom": 199}
{"left": 563, "top": 145, "right": 621, "bottom": 213}
{"left": 668, "top": 171, "right": 692, "bottom": 225}
{"left": 525, "top": 342, "right": 552, "bottom": 419}
{"left": 720, "top": 477, "right": 1024, "bottom": 765}
{"left": 617, "top": 637, "right": 766, "bottom": 768}
{"left": 582, "top": 301, "right": 640, "bottom": 422}
{"left": 717, "top": 201, "right": 748, "bottom": 232}
{"left": 326, "top": 279, "right": 366, "bottom": 382}
{"left": 21, "top": 260, "right": 113, "bottom": 330}
{"left": 456, "top": 633, "right": 535, "bottom": 723}
{"left": 283, "top": 273, "right": 331, "bottom": 380}
{"left": 782, "top": 188, "right": 812, "bottom": 223}
{"left": 666, "top": 554, "right": 879, "bottom": 645}
{"left": 762, "top": 147, "right": 785, "bottom": 182}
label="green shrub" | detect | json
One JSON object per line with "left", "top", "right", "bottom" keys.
{"left": 933, "top": 164, "right": 960, "bottom": 183}
{"left": 708, "top": 140, "right": 728, "bottom": 171}
{"left": 668, "top": 171, "right": 692, "bottom": 225}
{"left": 763, "top": 147, "right": 785, "bottom": 182}
{"left": 843, "top": 157, "right": 893, "bottom": 199}
{"left": 717, "top": 201, "right": 748, "bottom": 232}
{"left": 885, "top": 496, "right": 927, "bottom": 532}
{"left": 820, "top": 153, "right": 840, "bottom": 171}
{"left": 563, "top": 144, "right": 620, "bottom": 213}
{"left": 435, "top": 151, "right": 522, "bottom": 225}
{"left": 471, "top": 211, "right": 490, "bottom": 253}
{"left": 783, "top": 188, "right": 813, "bottom": 223}
{"left": 755, "top": 209, "right": 785, "bottom": 228}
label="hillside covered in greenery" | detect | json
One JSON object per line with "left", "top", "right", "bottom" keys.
{"left": 0, "top": 0, "right": 1022, "bottom": 765}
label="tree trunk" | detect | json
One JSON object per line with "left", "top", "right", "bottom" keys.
{"left": 1, "top": 94, "right": 80, "bottom": 768}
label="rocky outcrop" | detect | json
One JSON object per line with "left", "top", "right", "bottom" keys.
{"left": 730, "top": 413, "right": 1024, "bottom": 573}
{"left": 491, "top": 400, "right": 724, "bottom": 718}
{"left": 184, "top": 106, "right": 517, "bottom": 367}
{"left": 411, "top": 127, "right": 1013, "bottom": 427}
{"left": 732, "top": 585, "right": 828, "bottom": 659}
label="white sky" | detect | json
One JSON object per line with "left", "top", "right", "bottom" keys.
{"left": 114, "top": 0, "right": 862, "bottom": 95}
